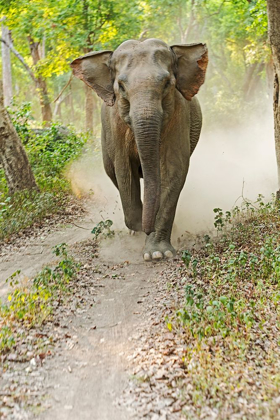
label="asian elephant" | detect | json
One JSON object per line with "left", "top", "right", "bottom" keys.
{"left": 71, "top": 38, "right": 208, "bottom": 261}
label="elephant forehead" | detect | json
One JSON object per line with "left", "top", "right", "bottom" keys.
{"left": 111, "top": 39, "right": 172, "bottom": 71}
{"left": 115, "top": 38, "right": 168, "bottom": 52}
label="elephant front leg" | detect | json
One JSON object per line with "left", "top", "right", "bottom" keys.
{"left": 115, "top": 161, "right": 143, "bottom": 232}
{"left": 143, "top": 167, "right": 188, "bottom": 261}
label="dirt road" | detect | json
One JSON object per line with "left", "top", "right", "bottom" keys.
{"left": 0, "top": 201, "right": 169, "bottom": 420}
{"left": 41, "top": 261, "right": 161, "bottom": 420}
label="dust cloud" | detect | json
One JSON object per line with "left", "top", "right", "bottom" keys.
{"left": 67, "top": 111, "right": 277, "bottom": 255}
{"left": 175, "top": 112, "right": 277, "bottom": 237}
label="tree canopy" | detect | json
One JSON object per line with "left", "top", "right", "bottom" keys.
{"left": 0, "top": 0, "right": 271, "bottom": 127}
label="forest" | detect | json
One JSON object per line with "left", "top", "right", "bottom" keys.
{"left": 0, "top": 0, "right": 272, "bottom": 232}
{"left": 1, "top": 0, "right": 280, "bottom": 419}
{"left": 0, "top": 0, "right": 270, "bottom": 128}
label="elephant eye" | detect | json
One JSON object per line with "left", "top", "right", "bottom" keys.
{"left": 164, "top": 80, "right": 171, "bottom": 90}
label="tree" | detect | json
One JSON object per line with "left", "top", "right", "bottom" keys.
{"left": 0, "top": 80, "right": 38, "bottom": 194}
{"left": 0, "top": 0, "right": 270, "bottom": 131}
{"left": 0, "top": 1, "right": 54, "bottom": 123}
{"left": 0, "top": 0, "right": 144, "bottom": 129}
{"left": 136, "top": 0, "right": 268, "bottom": 128}
{"left": 266, "top": 0, "right": 280, "bottom": 196}
{"left": 49, "top": 0, "right": 144, "bottom": 131}
{"left": 1, "top": 21, "right": 12, "bottom": 106}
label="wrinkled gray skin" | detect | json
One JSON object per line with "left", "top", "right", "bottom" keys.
{"left": 71, "top": 38, "right": 208, "bottom": 261}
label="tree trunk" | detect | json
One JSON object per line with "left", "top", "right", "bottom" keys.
{"left": 0, "top": 81, "right": 38, "bottom": 194}
{"left": 83, "top": 32, "right": 95, "bottom": 132}
{"left": 1, "top": 24, "right": 13, "bottom": 106}
{"left": 36, "top": 77, "right": 53, "bottom": 123}
{"left": 29, "top": 38, "right": 52, "bottom": 124}
{"left": 267, "top": 0, "right": 280, "bottom": 195}
{"left": 85, "top": 84, "right": 94, "bottom": 132}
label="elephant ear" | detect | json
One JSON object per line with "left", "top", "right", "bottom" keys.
{"left": 171, "top": 43, "right": 208, "bottom": 101}
{"left": 70, "top": 51, "right": 115, "bottom": 106}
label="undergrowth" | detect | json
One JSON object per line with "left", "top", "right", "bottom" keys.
{"left": 0, "top": 190, "right": 64, "bottom": 241}
{"left": 0, "top": 102, "right": 87, "bottom": 241}
{"left": 0, "top": 243, "right": 79, "bottom": 354}
{"left": 168, "top": 195, "right": 280, "bottom": 418}
{"left": 91, "top": 219, "right": 115, "bottom": 240}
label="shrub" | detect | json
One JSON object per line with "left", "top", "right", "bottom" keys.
{"left": 0, "top": 102, "right": 87, "bottom": 194}
{"left": 0, "top": 103, "right": 88, "bottom": 240}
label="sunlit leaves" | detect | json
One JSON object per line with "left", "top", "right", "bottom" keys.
{"left": 0, "top": 0, "right": 144, "bottom": 79}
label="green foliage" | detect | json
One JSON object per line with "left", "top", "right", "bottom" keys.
{"left": 6, "top": 102, "right": 87, "bottom": 191}
{"left": 141, "top": 0, "right": 270, "bottom": 126}
{"left": 0, "top": 103, "right": 86, "bottom": 241}
{"left": 26, "top": 124, "right": 86, "bottom": 190}
{"left": 7, "top": 101, "right": 34, "bottom": 139}
{"left": 0, "top": 243, "right": 79, "bottom": 354}
{"left": 177, "top": 285, "right": 240, "bottom": 339}
{"left": 0, "top": 0, "right": 143, "bottom": 125}
{"left": 181, "top": 250, "right": 192, "bottom": 268}
{"left": 0, "top": 0, "right": 271, "bottom": 129}
{"left": 0, "top": 190, "right": 60, "bottom": 240}
{"left": 176, "top": 197, "right": 280, "bottom": 343}
{"left": 165, "top": 198, "right": 280, "bottom": 416}
{"left": 0, "top": 326, "right": 15, "bottom": 352}
{"left": 213, "top": 208, "right": 232, "bottom": 232}
{"left": 91, "top": 219, "right": 115, "bottom": 240}
{"left": 0, "top": 0, "right": 144, "bottom": 78}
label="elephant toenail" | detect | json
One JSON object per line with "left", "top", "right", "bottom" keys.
{"left": 152, "top": 251, "right": 163, "bottom": 260}
{"left": 164, "top": 250, "right": 173, "bottom": 258}
{"left": 144, "top": 253, "right": 151, "bottom": 261}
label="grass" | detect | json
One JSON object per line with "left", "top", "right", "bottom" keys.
{"left": 168, "top": 195, "right": 280, "bottom": 419}
{"left": 0, "top": 243, "right": 80, "bottom": 355}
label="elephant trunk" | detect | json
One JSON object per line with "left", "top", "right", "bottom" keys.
{"left": 130, "top": 99, "right": 162, "bottom": 235}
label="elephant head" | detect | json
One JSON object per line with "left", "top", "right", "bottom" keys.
{"left": 71, "top": 39, "right": 208, "bottom": 234}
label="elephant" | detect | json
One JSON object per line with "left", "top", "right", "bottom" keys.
{"left": 71, "top": 38, "right": 208, "bottom": 261}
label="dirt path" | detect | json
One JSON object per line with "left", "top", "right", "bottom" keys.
{"left": 0, "top": 222, "right": 91, "bottom": 298}
{"left": 0, "top": 196, "right": 144, "bottom": 297}
{"left": 41, "top": 261, "right": 161, "bottom": 420}
{"left": 0, "top": 199, "right": 168, "bottom": 420}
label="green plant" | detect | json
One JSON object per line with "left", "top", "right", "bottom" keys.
{"left": 7, "top": 101, "right": 33, "bottom": 142}
{"left": 0, "top": 190, "right": 61, "bottom": 241}
{"left": 0, "top": 243, "right": 79, "bottom": 353}
{"left": 176, "top": 284, "right": 244, "bottom": 339}
{"left": 91, "top": 220, "right": 115, "bottom": 240}
{"left": 213, "top": 208, "right": 232, "bottom": 233}
{"left": 182, "top": 250, "right": 192, "bottom": 268}
{"left": 169, "top": 197, "right": 280, "bottom": 417}
{"left": 1, "top": 103, "right": 87, "bottom": 195}
{"left": 0, "top": 326, "right": 15, "bottom": 352}
{"left": 0, "top": 104, "right": 88, "bottom": 241}
{"left": 179, "top": 198, "right": 280, "bottom": 342}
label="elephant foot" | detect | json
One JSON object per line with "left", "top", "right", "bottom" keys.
{"left": 143, "top": 234, "right": 176, "bottom": 261}
{"left": 125, "top": 217, "right": 142, "bottom": 233}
